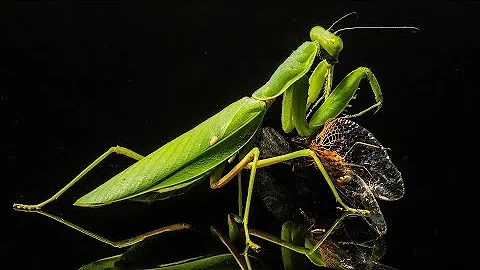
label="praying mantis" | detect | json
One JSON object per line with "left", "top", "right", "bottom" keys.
{"left": 13, "top": 13, "right": 416, "bottom": 269}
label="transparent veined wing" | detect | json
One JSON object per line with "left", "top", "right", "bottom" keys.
{"left": 308, "top": 118, "right": 404, "bottom": 234}
{"left": 308, "top": 221, "right": 396, "bottom": 270}
{"left": 316, "top": 118, "right": 404, "bottom": 201}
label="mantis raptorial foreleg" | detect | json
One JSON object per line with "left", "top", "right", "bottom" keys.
{"left": 13, "top": 146, "right": 144, "bottom": 211}
{"left": 281, "top": 67, "right": 383, "bottom": 138}
{"left": 320, "top": 67, "right": 383, "bottom": 120}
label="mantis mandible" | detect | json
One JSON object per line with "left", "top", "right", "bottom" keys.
{"left": 13, "top": 15, "right": 415, "bottom": 260}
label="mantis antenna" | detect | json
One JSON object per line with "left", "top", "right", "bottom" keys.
{"left": 334, "top": 26, "right": 420, "bottom": 34}
{"left": 328, "top": 11, "right": 358, "bottom": 31}
{"left": 328, "top": 12, "right": 419, "bottom": 34}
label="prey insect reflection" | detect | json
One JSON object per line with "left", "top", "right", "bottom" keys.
{"left": 304, "top": 218, "right": 395, "bottom": 270}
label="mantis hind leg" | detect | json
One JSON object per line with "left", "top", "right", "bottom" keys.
{"left": 210, "top": 147, "right": 262, "bottom": 253}
{"left": 13, "top": 146, "right": 144, "bottom": 211}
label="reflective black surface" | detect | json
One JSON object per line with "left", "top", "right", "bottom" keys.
{"left": 5, "top": 2, "right": 476, "bottom": 269}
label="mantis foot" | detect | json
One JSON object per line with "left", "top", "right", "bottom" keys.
{"left": 247, "top": 239, "right": 261, "bottom": 252}
{"left": 13, "top": 203, "right": 42, "bottom": 211}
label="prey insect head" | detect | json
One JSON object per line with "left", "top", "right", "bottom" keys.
{"left": 291, "top": 135, "right": 309, "bottom": 147}
{"left": 305, "top": 137, "right": 323, "bottom": 154}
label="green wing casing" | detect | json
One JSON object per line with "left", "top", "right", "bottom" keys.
{"left": 252, "top": 41, "right": 318, "bottom": 100}
{"left": 75, "top": 97, "right": 266, "bottom": 207}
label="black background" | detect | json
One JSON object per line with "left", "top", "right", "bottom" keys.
{"left": 4, "top": 2, "right": 477, "bottom": 269}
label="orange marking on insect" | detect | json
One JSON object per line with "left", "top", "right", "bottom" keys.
{"left": 307, "top": 136, "right": 353, "bottom": 186}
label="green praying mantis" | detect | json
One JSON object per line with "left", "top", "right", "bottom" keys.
{"left": 13, "top": 13, "right": 416, "bottom": 269}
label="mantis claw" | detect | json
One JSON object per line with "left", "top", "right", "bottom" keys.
{"left": 244, "top": 226, "right": 261, "bottom": 252}
{"left": 246, "top": 239, "right": 261, "bottom": 253}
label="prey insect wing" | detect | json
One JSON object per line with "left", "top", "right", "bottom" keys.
{"left": 310, "top": 220, "right": 395, "bottom": 270}
{"left": 316, "top": 118, "right": 404, "bottom": 201}
{"left": 334, "top": 173, "right": 387, "bottom": 235}
{"left": 308, "top": 118, "right": 404, "bottom": 234}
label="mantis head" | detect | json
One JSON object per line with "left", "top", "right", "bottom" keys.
{"left": 310, "top": 26, "right": 344, "bottom": 60}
